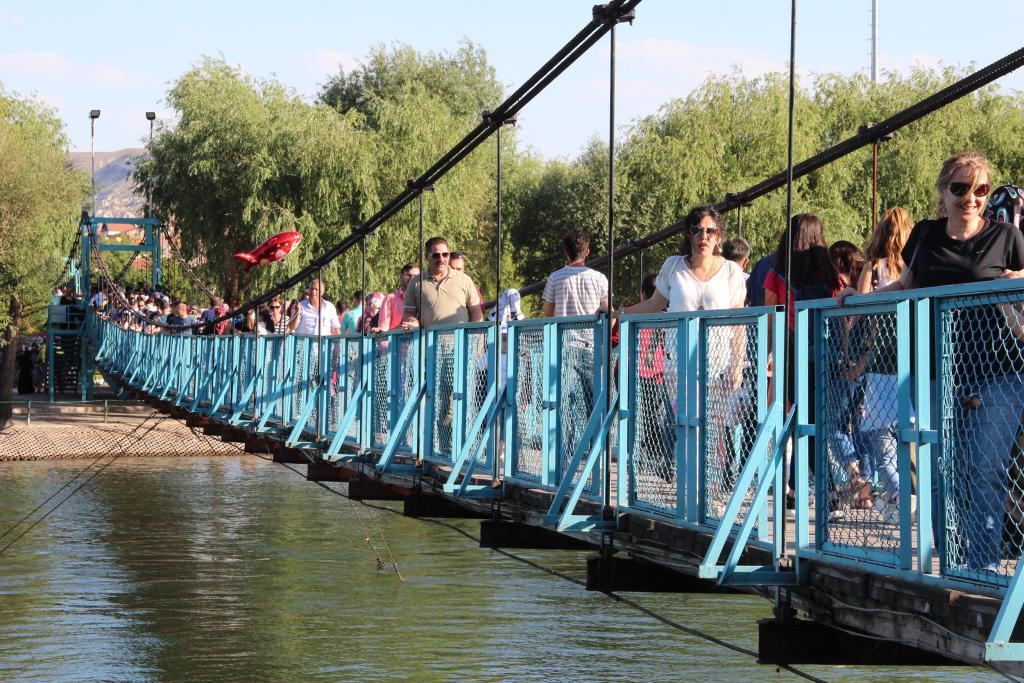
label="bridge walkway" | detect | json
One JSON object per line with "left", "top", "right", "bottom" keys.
{"left": 89, "top": 278, "right": 1024, "bottom": 672}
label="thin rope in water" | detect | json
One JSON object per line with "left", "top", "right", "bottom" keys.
{"left": 226, "top": 438, "right": 400, "bottom": 580}
{"left": 0, "top": 410, "right": 165, "bottom": 543}
{"left": 0, "top": 411, "right": 167, "bottom": 557}
{"left": 260, "top": 457, "right": 826, "bottom": 682}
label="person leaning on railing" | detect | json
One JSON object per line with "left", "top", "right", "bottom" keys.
{"left": 837, "top": 151, "right": 1024, "bottom": 571}
{"left": 617, "top": 206, "right": 747, "bottom": 490}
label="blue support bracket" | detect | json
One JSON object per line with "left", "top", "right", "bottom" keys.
{"left": 175, "top": 363, "right": 201, "bottom": 407}
{"left": 986, "top": 552, "right": 1024, "bottom": 661}
{"left": 324, "top": 384, "right": 368, "bottom": 460}
{"left": 376, "top": 383, "right": 425, "bottom": 473}
{"left": 287, "top": 380, "right": 321, "bottom": 446}
{"left": 698, "top": 403, "right": 798, "bottom": 585}
{"left": 543, "top": 393, "right": 617, "bottom": 532}
{"left": 443, "top": 383, "right": 503, "bottom": 497}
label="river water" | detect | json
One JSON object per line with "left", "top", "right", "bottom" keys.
{"left": 0, "top": 457, "right": 997, "bottom": 682}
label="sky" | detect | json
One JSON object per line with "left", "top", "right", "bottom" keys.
{"left": 1, "top": 0, "right": 1021, "bottom": 160}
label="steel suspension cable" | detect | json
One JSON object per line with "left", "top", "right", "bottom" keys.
{"left": 143, "top": 0, "right": 641, "bottom": 333}
{"left": 51, "top": 227, "right": 81, "bottom": 291}
{"left": 505, "top": 44, "right": 1024, "bottom": 303}
{"left": 161, "top": 224, "right": 218, "bottom": 301}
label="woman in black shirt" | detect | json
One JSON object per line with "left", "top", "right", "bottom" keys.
{"left": 839, "top": 151, "right": 1024, "bottom": 574}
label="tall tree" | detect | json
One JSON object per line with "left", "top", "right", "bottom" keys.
{"left": 0, "top": 87, "right": 88, "bottom": 414}
{"left": 135, "top": 58, "right": 377, "bottom": 304}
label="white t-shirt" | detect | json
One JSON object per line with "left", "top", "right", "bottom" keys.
{"left": 655, "top": 255, "right": 746, "bottom": 313}
{"left": 296, "top": 299, "right": 339, "bottom": 335}
{"left": 872, "top": 258, "right": 898, "bottom": 288}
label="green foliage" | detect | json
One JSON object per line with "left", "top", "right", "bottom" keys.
{"left": 136, "top": 47, "right": 1024, "bottom": 311}
{"left": 135, "top": 58, "right": 377, "bottom": 304}
{"left": 0, "top": 87, "right": 88, "bottom": 333}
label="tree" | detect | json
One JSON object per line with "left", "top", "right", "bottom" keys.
{"left": 0, "top": 87, "right": 88, "bottom": 414}
{"left": 318, "top": 40, "right": 510, "bottom": 302}
{"left": 135, "top": 58, "right": 377, "bottom": 304}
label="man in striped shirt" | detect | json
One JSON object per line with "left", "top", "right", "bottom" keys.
{"left": 542, "top": 230, "right": 608, "bottom": 318}
{"left": 542, "top": 230, "right": 608, "bottom": 457}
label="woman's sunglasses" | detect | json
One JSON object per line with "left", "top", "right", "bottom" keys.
{"left": 688, "top": 226, "right": 720, "bottom": 238}
{"left": 949, "top": 182, "right": 990, "bottom": 198}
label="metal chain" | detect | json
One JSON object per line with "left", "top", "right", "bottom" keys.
{"left": 160, "top": 224, "right": 218, "bottom": 301}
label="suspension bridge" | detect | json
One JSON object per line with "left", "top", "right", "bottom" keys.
{"left": 30, "top": 0, "right": 1024, "bottom": 676}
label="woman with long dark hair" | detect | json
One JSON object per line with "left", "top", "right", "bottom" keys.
{"left": 765, "top": 213, "right": 841, "bottom": 505}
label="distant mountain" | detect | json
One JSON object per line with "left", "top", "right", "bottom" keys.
{"left": 70, "top": 148, "right": 148, "bottom": 217}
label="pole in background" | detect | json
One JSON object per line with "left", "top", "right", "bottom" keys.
{"left": 89, "top": 110, "right": 101, "bottom": 212}
{"left": 414, "top": 182, "right": 434, "bottom": 459}
{"left": 778, "top": 0, "right": 798, "bottom": 622}
{"left": 598, "top": 3, "right": 635, "bottom": 518}
{"left": 870, "top": 1, "right": 880, "bottom": 229}
{"left": 487, "top": 110, "right": 517, "bottom": 474}
{"left": 871, "top": 0, "right": 879, "bottom": 83}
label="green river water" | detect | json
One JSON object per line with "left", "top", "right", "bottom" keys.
{"left": 0, "top": 457, "right": 999, "bottom": 681}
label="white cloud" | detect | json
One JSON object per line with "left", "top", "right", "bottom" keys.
{"left": 0, "top": 51, "right": 156, "bottom": 86}
{"left": 300, "top": 48, "right": 362, "bottom": 76}
{"left": 0, "top": 14, "right": 24, "bottom": 29}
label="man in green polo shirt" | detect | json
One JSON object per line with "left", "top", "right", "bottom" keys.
{"left": 402, "top": 236, "right": 483, "bottom": 455}
{"left": 402, "top": 236, "right": 483, "bottom": 329}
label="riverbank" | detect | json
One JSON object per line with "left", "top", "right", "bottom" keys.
{"left": 0, "top": 399, "right": 238, "bottom": 461}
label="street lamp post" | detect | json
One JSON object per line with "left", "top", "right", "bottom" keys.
{"left": 89, "top": 109, "right": 101, "bottom": 211}
{"left": 145, "top": 112, "right": 156, "bottom": 219}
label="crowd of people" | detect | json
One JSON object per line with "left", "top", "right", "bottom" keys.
{"left": 89, "top": 151, "right": 1024, "bottom": 569}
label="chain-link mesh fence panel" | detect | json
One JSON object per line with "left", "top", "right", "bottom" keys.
{"left": 234, "top": 337, "right": 251, "bottom": 417}
{"left": 345, "top": 337, "right": 362, "bottom": 442}
{"left": 371, "top": 338, "right": 391, "bottom": 449}
{"left": 511, "top": 326, "right": 544, "bottom": 481}
{"left": 702, "top": 321, "right": 761, "bottom": 527}
{"left": 395, "top": 332, "right": 418, "bottom": 454}
{"left": 430, "top": 330, "right": 456, "bottom": 463}
{"left": 465, "top": 327, "right": 493, "bottom": 469}
{"left": 290, "top": 338, "right": 307, "bottom": 429}
{"left": 263, "top": 337, "right": 285, "bottom": 425}
{"left": 939, "top": 293, "right": 1024, "bottom": 585}
{"left": 627, "top": 322, "right": 679, "bottom": 516}
{"left": 817, "top": 310, "right": 902, "bottom": 561}
{"left": 326, "top": 337, "right": 343, "bottom": 435}
{"left": 557, "top": 322, "right": 599, "bottom": 495}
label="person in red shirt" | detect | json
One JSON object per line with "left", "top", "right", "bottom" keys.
{"left": 374, "top": 263, "right": 419, "bottom": 333}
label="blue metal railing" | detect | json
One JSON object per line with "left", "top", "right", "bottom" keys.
{"left": 90, "top": 278, "right": 1024, "bottom": 660}
{"left": 617, "top": 307, "right": 779, "bottom": 536}
{"left": 504, "top": 315, "right": 607, "bottom": 497}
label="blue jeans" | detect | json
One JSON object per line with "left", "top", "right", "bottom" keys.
{"left": 860, "top": 425, "right": 899, "bottom": 502}
{"left": 950, "top": 376, "right": 1024, "bottom": 570}
{"left": 563, "top": 352, "right": 595, "bottom": 469}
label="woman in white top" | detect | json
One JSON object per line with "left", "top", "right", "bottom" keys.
{"left": 622, "top": 206, "right": 746, "bottom": 316}
{"left": 856, "top": 206, "right": 913, "bottom": 293}
{"left": 619, "top": 205, "right": 747, "bottom": 507}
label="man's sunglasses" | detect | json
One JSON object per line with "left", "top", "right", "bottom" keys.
{"left": 688, "top": 226, "right": 720, "bottom": 238}
{"left": 949, "top": 182, "right": 990, "bottom": 198}
{"left": 430, "top": 251, "right": 450, "bottom": 259}
{"left": 269, "top": 305, "right": 281, "bottom": 309}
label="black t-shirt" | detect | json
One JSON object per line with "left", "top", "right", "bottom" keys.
{"left": 903, "top": 218, "right": 1024, "bottom": 384}
{"left": 902, "top": 217, "right": 1024, "bottom": 287}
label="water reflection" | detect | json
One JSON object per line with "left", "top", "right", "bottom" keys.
{"left": 0, "top": 458, "right": 997, "bottom": 682}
